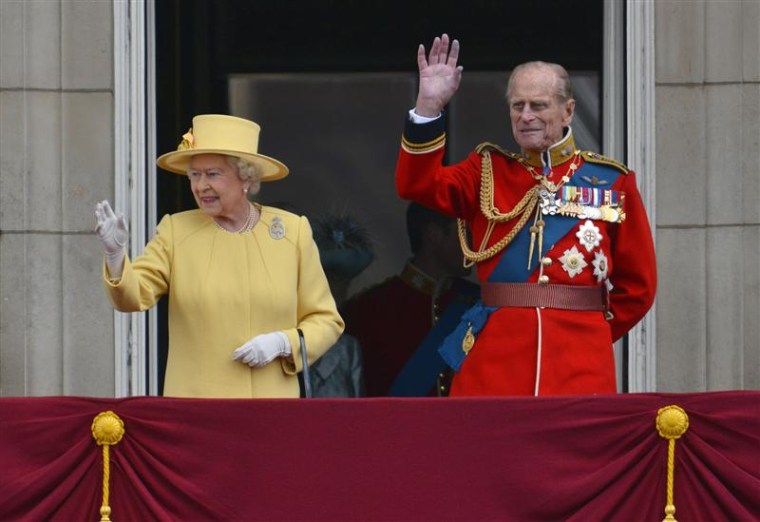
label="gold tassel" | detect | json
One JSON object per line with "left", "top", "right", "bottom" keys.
{"left": 656, "top": 405, "right": 690, "bottom": 522}
{"left": 92, "top": 411, "right": 125, "bottom": 522}
{"left": 527, "top": 206, "right": 540, "bottom": 269}
{"left": 527, "top": 205, "right": 547, "bottom": 269}
{"left": 536, "top": 217, "right": 545, "bottom": 263}
{"left": 527, "top": 226, "right": 537, "bottom": 269}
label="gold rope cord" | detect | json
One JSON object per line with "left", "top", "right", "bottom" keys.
{"left": 656, "top": 405, "right": 690, "bottom": 522}
{"left": 92, "top": 411, "right": 125, "bottom": 522}
{"left": 458, "top": 150, "right": 540, "bottom": 265}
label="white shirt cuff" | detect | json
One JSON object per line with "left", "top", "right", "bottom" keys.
{"left": 408, "top": 108, "right": 442, "bottom": 124}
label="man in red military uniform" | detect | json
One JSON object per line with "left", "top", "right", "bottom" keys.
{"left": 341, "top": 203, "right": 479, "bottom": 397}
{"left": 395, "top": 34, "right": 657, "bottom": 396}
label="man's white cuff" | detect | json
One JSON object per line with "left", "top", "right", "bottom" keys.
{"left": 408, "top": 109, "right": 442, "bottom": 124}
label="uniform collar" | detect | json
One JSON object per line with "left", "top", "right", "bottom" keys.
{"left": 520, "top": 127, "right": 577, "bottom": 169}
{"left": 400, "top": 261, "right": 451, "bottom": 296}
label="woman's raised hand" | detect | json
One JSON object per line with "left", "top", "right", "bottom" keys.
{"left": 94, "top": 200, "right": 128, "bottom": 279}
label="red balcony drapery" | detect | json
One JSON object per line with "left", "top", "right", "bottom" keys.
{"left": 1, "top": 391, "right": 758, "bottom": 521}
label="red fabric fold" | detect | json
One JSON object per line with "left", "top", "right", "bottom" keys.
{"left": 0, "top": 392, "right": 757, "bottom": 521}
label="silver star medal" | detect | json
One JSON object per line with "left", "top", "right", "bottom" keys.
{"left": 539, "top": 188, "right": 559, "bottom": 215}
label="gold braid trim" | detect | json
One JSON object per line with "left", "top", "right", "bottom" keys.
{"left": 458, "top": 150, "right": 539, "bottom": 265}
{"left": 474, "top": 141, "right": 521, "bottom": 159}
{"left": 581, "top": 150, "right": 630, "bottom": 174}
{"left": 401, "top": 133, "right": 446, "bottom": 154}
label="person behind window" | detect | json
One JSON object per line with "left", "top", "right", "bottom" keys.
{"left": 341, "top": 202, "right": 479, "bottom": 397}
{"left": 95, "top": 114, "right": 343, "bottom": 398}
{"left": 307, "top": 211, "right": 375, "bottom": 398}
{"left": 395, "top": 34, "right": 656, "bottom": 396}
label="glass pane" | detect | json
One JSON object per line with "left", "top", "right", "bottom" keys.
{"left": 229, "top": 70, "right": 600, "bottom": 298}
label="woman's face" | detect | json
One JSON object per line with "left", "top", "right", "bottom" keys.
{"left": 187, "top": 154, "right": 249, "bottom": 218}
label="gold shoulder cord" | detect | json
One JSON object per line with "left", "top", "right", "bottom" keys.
{"left": 457, "top": 150, "right": 540, "bottom": 267}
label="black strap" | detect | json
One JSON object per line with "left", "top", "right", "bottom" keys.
{"left": 297, "top": 328, "right": 312, "bottom": 399}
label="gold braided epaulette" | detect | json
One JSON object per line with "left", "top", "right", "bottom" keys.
{"left": 474, "top": 142, "right": 522, "bottom": 161}
{"left": 581, "top": 151, "right": 629, "bottom": 174}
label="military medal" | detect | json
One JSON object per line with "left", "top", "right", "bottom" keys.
{"left": 539, "top": 188, "right": 559, "bottom": 215}
{"left": 555, "top": 186, "right": 626, "bottom": 223}
{"left": 462, "top": 325, "right": 475, "bottom": 354}
{"left": 559, "top": 245, "right": 587, "bottom": 278}
{"left": 526, "top": 152, "right": 581, "bottom": 268}
{"left": 576, "top": 220, "right": 602, "bottom": 252}
{"left": 592, "top": 251, "right": 609, "bottom": 282}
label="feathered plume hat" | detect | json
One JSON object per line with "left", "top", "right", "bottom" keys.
{"left": 312, "top": 212, "right": 375, "bottom": 281}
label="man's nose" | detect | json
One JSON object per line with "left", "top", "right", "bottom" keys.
{"left": 519, "top": 108, "right": 535, "bottom": 121}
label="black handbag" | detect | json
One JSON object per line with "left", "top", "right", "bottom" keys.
{"left": 297, "top": 328, "right": 312, "bottom": 398}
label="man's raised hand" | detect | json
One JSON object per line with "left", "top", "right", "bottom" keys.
{"left": 415, "top": 33, "right": 463, "bottom": 117}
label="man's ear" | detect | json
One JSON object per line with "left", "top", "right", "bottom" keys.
{"left": 563, "top": 98, "right": 576, "bottom": 127}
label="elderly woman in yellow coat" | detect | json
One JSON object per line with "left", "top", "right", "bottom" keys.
{"left": 95, "top": 114, "right": 344, "bottom": 398}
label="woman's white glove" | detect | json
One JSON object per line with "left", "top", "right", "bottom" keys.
{"left": 232, "top": 331, "right": 292, "bottom": 367}
{"left": 94, "top": 200, "right": 128, "bottom": 279}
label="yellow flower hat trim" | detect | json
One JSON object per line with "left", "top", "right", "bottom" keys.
{"left": 177, "top": 128, "right": 194, "bottom": 151}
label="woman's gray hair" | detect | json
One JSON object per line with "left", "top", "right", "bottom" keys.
{"left": 505, "top": 61, "right": 573, "bottom": 103}
{"left": 226, "top": 156, "right": 262, "bottom": 197}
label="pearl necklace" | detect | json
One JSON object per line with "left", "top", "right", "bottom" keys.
{"left": 214, "top": 204, "right": 258, "bottom": 234}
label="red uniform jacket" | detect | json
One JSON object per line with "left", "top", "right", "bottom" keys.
{"left": 396, "top": 116, "right": 656, "bottom": 396}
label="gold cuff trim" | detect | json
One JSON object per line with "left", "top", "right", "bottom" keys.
{"left": 401, "top": 133, "right": 446, "bottom": 154}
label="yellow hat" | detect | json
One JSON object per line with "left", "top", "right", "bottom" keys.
{"left": 156, "top": 114, "right": 289, "bottom": 181}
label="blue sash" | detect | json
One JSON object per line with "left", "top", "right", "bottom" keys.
{"left": 388, "top": 284, "right": 478, "bottom": 396}
{"left": 436, "top": 301, "right": 497, "bottom": 371}
{"left": 438, "top": 162, "right": 622, "bottom": 370}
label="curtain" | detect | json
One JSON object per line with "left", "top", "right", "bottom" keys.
{"left": 1, "top": 391, "right": 757, "bottom": 521}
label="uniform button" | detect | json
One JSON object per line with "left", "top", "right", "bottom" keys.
{"left": 541, "top": 257, "right": 552, "bottom": 267}
{"left": 538, "top": 275, "right": 550, "bottom": 284}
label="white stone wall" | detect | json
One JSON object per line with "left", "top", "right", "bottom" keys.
{"left": 0, "top": 0, "right": 116, "bottom": 396}
{"left": 655, "top": 0, "right": 760, "bottom": 391}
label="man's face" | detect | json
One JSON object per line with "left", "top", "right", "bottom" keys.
{"left": 508, "top": 67, "right": 575, "bottom": 152}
